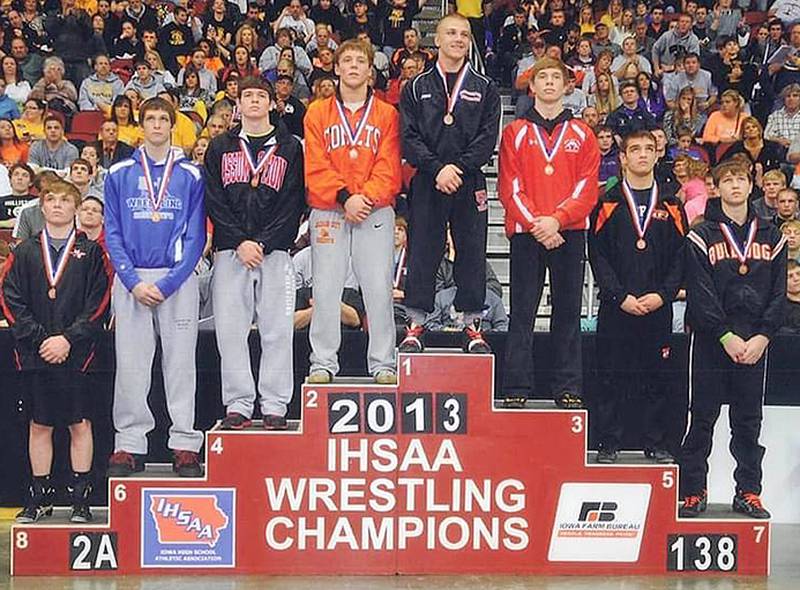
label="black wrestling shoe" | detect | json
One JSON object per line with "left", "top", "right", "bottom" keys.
{"left": 107, "top": 451, "right": 145, "bottom": 477}
{"left": 733, "top": 491, "right": 771, "bottom": 519}
{"left": 220, "top": 412, "right": 252, "bottom": 430}
{"left": 679, "top": 491, "right": 708, "bottom": 518}
{"left": 462, "top": 319, "right": 491, "bottom": 354}
{"left": 399, "top": 324, "right": 425, "bottom": 353}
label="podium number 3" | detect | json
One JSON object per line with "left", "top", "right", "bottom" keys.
{"left": 571, "top": 415, "right": 583, "bottom": 433}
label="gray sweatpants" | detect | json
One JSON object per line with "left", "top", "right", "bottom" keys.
{"left": 309, "top": 206, "right": 396, "bottom": 376}
{"left": 112, "top": 269, "right": 202, "bottom": 454}
{"left": 212, "top": 250, "right": 295, "bottom": 418}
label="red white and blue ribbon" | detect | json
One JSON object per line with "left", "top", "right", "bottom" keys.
{"left": 530, "top": 121, "right": 569, "bottom": 168}
{"left": 436, "top": 61, "right": 469, "bottom": 118}
{"left": 719, "top": 218, "right": 758, "bottom": 265}
{"left": 141, "top": 149, "right": 176, "bottom": 215}
{"left": 239, "top": 138, "right": 278, "bottom": 183}
{"left": 621, "top": 180, "right": 659, "bottom": 241}
{"left": 41, "top": 228, "right": 76, "bottom": 291}
{"left": 335, "top": 94, "right": 375, "bottom": 150}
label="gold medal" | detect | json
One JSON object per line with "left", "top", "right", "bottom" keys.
{"left": 48, "top": 287, "right": 56, "bottom": 300}
{"left": 443, "top": 113, "right": 454, "bottom": 126}
{"left": 636, "top": 238, "right": 647, "bottom": 250}
{"left": 251, "top": 175, "right": 260, "bottom": 188}
{"left": 739, "top": 264, "right": 748, "bottom": 275}
{"left": 151, "top": 211, "right": 161, "bottom": 223}
{"left": 544, "top": 163, "right": 554, "bottom": 175}
{"left": 349, "top": 148, "right": 359, "bottom": 160}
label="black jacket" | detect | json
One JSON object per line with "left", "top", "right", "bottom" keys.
{"left": 685, "top": 198, "right": 787, "bottom": 341}
{"left": 0, "top": 231, "right": 110, "bottom": 371}
{"left": 589, "top": 181, "right": 687, "bottom": 306}
{"left": 204, "top": 123, "right": 305, "bottom": 253}
{"left": 400, "top": 62, "right": 500, "bottom": 178}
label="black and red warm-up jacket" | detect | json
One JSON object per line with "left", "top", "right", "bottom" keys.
{"left": 685, "top": 198, "right": 787, "bottom": 341}
{"left": 588, "top": 182, "right": 687, "bottom": 306}
{"left": 0, "top": 230, "right": 111, "bottom": 371}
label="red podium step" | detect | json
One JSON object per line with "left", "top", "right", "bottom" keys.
{"left": 10, "top": 353, "right": 770, "bottom": 576}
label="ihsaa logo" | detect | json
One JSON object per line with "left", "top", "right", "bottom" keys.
{"left": 141, "top": 488, "right": 236, "bottom": 568}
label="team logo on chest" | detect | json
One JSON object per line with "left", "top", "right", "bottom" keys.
{"left": 564, "top": 138, "right": 581, "bottom": 153}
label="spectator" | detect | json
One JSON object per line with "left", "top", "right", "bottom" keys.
{"left": 80, "top": 143, "right": 107, "bottom": 193}
{"left": 78, "top": 54, "right": 125, "bottom": 111}
{"left": 111, "top": 19, "right": 143, "bottom": 60}
{"left": 612, "top": 36, "right": 652, "bottom": 79}
{"left": 96, "top": 120, "right": 134, "bottom": 169}
{"left": 563, "top": 69, "right": 588, "bottom": 117}
{"left": 582, "top": 50, "right": 617, "bottom": 96}
{"left": 189, "top": 136, "right": 209, "bottom": 167}
{"left": 764, "top": 84, "right": 800, "bottom": 149}
{"left": 29, "top": 57, "right": 78, "bottom": 115}
{"left": 637, "top": 72, "right": 666, "bottom": 122}
{"left": 28, "top": 115, "right": 79, "bottom": 173}
{"left": 68, "top": 158, "right": 103, "bottom": 201}
{"left": 380, "top": 0, "right": 425, "bottom": 58}
{"left": 77, "top": 195, "right": 105, "bottom": 243}
{"left": 13, "top": 98, "right": 46, "bottom": 143}
{"left": 0, "top": 79, "right": 21, "bottom": 121}
{"left": 3, "top": 55, "right": 32, "bottom": 110}
{"left": 275, "top": 59, "right": 310, "bottom": 102}
{"left": 157, "top": 5, "right": 194, "bottom": 74}
{"left": 110, "top": 94, "right": 143, "bottom": 147}
{"left": 633, "top": 18, "right": 655, "bottom": 57}
{"left": 177, "top": 48, "right": 218, "bottom": 94}
{"left": 178, "top": 66, "right": 212, "bottom": 121}
{"left": 309, "top": 0, "right": 346, "bottom": 37}
{"left": 258, "top": 28, "right": 313, "bottom": 78}
{"left": 582, "top": 105, "right": 601, "bottom": 130}
{"left": 669, "top": 126, "right": 709, "bottom": 163}
{"left": 0, "top": 118, "right": 29, "bottom": 167}
{"left": 425, "top": 286, "right": 508, "bottom": 331}
{"left": 597, "top": 125, "right": 621, "bottom": 187}
{"left": 782, "top": 259, "right": 800, "bottom": 332}
{"left": 220, "top": 46, "right": 260, "bottom": 84}
{"left": 125, "top": 60, "right": 166, "bottom": 101}
{"left": 652, "top": 13, "right": 700, "bottom": 77}
{"left": 144, "top": 50, "right": 177, "bottom": 89}
{"left": 663, "top": 53, "right": 716, "bottom": 112}
{"left": 568, "top": 38, "right": 596, "bottom": 86}
{"left": 345, "top": 0, "right": 382, "bottom": 46}
{"left": 312, "top": 76, "right": 336, "bottom": 102}
{"left": 44, "top": 0, "right": 93, "bottom": 85}
{"left": 274, "top": 74, "right": 306, "bottom": 138}
{"left": 701, "top": 89, "right": 746, "bottom": 147}
{"left": 11, "top": 38, "right": 43, "bottom": 88}
{"left": 307, "top": 23, "right": 339, "bottom": 61}
{"left": 392, "top": 216, "right": 408, "bottom": 324}
{"left": 201, "top": 113, "right": 228, "bottom": 139}
{"left": 156, "top": 89, "right": 197, "bottom": 154}
{"left": 589, "top": 72, "right": 619, "bottom": 123}
{"left": 776, "top": 187, "right": 800, "bottom": 225}
{"left": 723, "top": 117, "right": 785, "bottom": 177}
{"left": 752, "top": 169, "right": 786, "bottom": 222}
{"left": 591, "top": 22, "right": 621, "bottom": 58}
{"left": 124, "top": 0, "right": 159, "bottom": 36}
{"left": 390, "top": 28, "right": 434, "bottom": 78}
{"left": 309, "top": 46, "right": 337, "bottom": 89}
{"left": 275, "top": 0, "right": 316, "bottom": 46}
{"left": 663, "top": 86, "right": 707, "bottom": 145}
{"left": 0, "top": 163, "right": 34, "bottom": 229}
{"left": 783, "top": 222, "right": 800, "bottom": 263}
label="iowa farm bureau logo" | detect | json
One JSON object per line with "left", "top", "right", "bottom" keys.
{"left": 559, "top": 499, "right": 638, "bottom": 538}
{"left": 578, "top": 501, "right": 618, "bottom": 524}
{"left": 141, "top": 488, "right": 236, "bottom": 568}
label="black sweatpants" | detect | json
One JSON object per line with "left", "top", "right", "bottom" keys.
{"left": 595, "top": 304, "right": 682, "bottom": 453}
{"left": 679, "top": 333, "right": 767, "bottom": 497}
{"left": 502, "top": 231, "right": 585, "bottom": 398}
{"left": 404, "top": 171, "right": 488, "bottom": 315}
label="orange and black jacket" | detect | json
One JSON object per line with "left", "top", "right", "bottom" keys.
{"left": 0, "top": 230, "right": 111, "bottom": 371}
{"left": 304, "top": 90, "right": 401, "bottom": 210}
{"left": 588, "top": 182, "right": 687, "bottom": 307}
{"left": 685, "top": 198, "right": 787, "bottom": 341}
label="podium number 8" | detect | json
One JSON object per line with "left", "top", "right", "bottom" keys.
{"left": 15, "top": 531, "right": 28, "bottom": 549}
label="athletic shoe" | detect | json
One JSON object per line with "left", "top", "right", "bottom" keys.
{"left": 220, "top": 412, "right": 252, "bottom": 430}
{"left": 374, "top": 370, "right": 397, "bottom": 385}
{"left": 15, "top": 503, "right": 53, "bottom": 524}
{"left": 173, "top": 450, "right": 203, "bottom": 477}
{"left": 733, "top": 491, "right": 771, "bottom": 519}
{"left": 107, "top": 451, "right": 145, "bottom": 477}
{"left": 554, "top": 391, "right": 584, "bottom": 409}
{"left": 645, "top": 448, "right": 675, "bottom": 464}
{"left": 503, "top": 395, "right": 528, "bottom": 409}
{"left": 307, "top": 369, "right": 332, "bottom": 384}
{"left": 462, "top": 320, "right": 491, "bottom": 354}
{"left": 70, "top": 504, "right": 93, "bottom": 523}
{"left": 679, "top": 491, "right": 708, "bottom": 518}
{"left": 596, "top": 448, "right": 618, "bottom": 464}
{"left": 262, "top": 414, "right": 289, "bottom": 431}
{"left": 399, "top": 324, "right": 425, "bottom": 353}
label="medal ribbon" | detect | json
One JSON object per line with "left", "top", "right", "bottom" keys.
{"left": 40, "top": 229, "right": 76, "bottom": 290}
{"left": 530, "top": 121, "right": 569, "bottom": 167}
{"left": 621, "top": 180, "right": 659, "bottom": 241}
{"left": 435, "top": 61, "right": 469, "bottom": 117}
{"left": 719, "top": 219, "right": 758, "bottom": 266}
{"left": 239, "top": 139, "right": 278, "bottom": 183}
{"left": 141, "top": 149, "right": 176, "bottom": 214}
{"left": 335, "top": 94, "right": 375, "bottom": 150}
{"left": 393, "top": 246, "right": 406, "bottom": 289}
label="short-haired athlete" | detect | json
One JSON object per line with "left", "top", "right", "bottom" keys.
{"left": 304, "top": 40, "right": 402, "bottom": 384}
{"left": 104, "top": 97, "right": 206, "bottom": 477}
{"left": 0, "top": 180, "right": 111, "bottom": 523}
{"left": 205, "top": 77, "right": 305, "bottom": 430}
{"left": 588, "top": 130, "right": 687, "bottom": 464}
{"left": 498, "top": 57, "right": 599, "bottom": 409}
{"left": 399, "top": 14, "right": 500, "bottom": 354}
{"left": 680, "top": 160, "right": 787, "bottom": 519}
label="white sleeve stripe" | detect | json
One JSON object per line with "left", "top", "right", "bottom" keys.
{"left": 570, "top": 178, "right": 587, "bottom": 200}
{"left": 687, "top": 231, "right": 708, "bottom": 255}
{"left": 514, "top": 126, "right": 527, "bottom": 151}
{"left": 512, "top": 177, "right": 535, "bottom": 223}
{"left": 570, "top": 122, "right": 586, "bottom": 140}
{"left": 772, "top": 235, "right": 789, "bottom": 260}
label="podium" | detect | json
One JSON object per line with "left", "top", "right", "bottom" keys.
{"left": 10, "top": 353, "right": 770, "bottom": 576}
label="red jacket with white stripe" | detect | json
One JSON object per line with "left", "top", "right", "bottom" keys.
{"left": 498, "top": 109, "right": 600, "bottom": 235}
